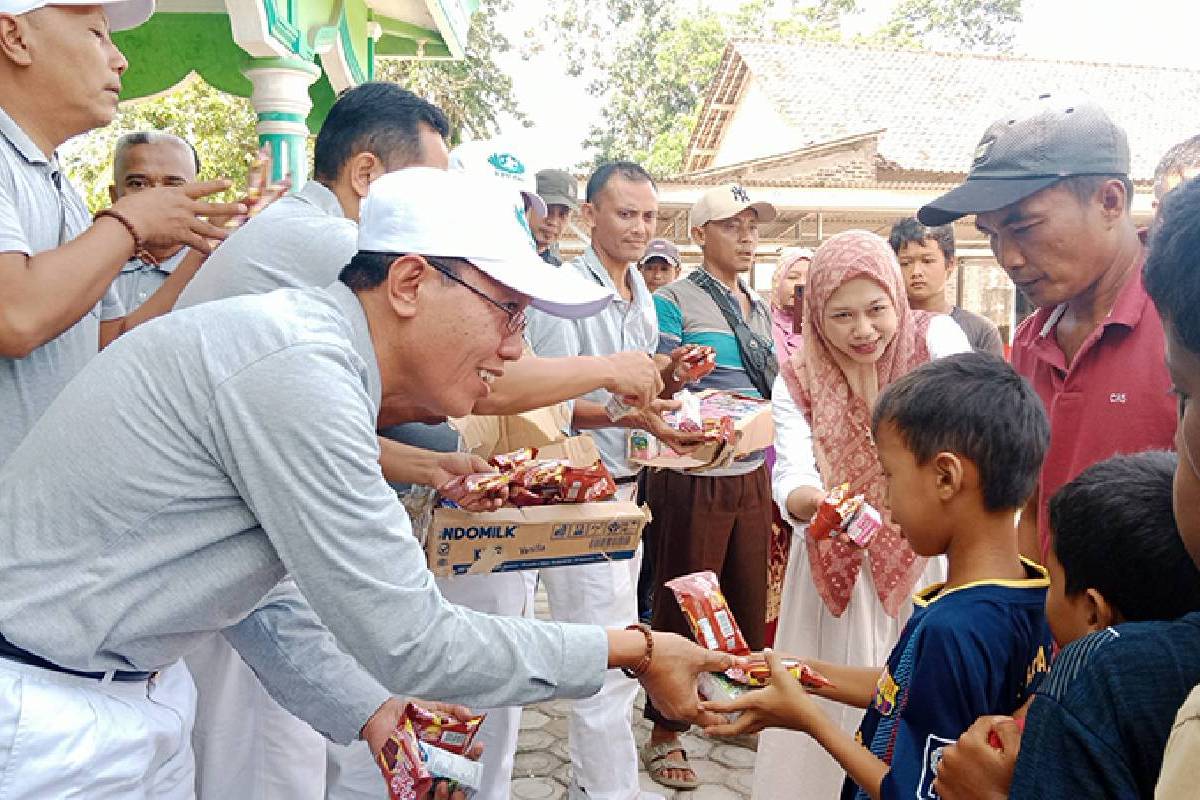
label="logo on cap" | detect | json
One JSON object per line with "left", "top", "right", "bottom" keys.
{"left": 731, "top": 185, "right": 750, "bottom": 203}
{"left": 973, "top": 139, "right": 995, "bottom": 166}
{"left": 489, "top": 152, "right": 526, "bottom": 176}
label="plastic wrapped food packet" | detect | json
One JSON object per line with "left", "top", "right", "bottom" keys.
{"left": 725, "top": 657, "right": 833, "bottom": 690}
{"left": 438, "top": 472, "right": 509, "bottom": 505}
{"left": 698, "top": 671, "right": 752, "bottom": 723}
{"left": 489, "top": 448, "right": 538, "bottom": 473}
{"left": 844, "top": 502, "right": 884, "bottom": 547}
{"left": 406, "top": 702, "right": 485, "bottom": 756}
{"left": 666, "top": 570, "right": 750, "bottom": 655}
{"left": 561, "top": 461, "right": 617, "bottom": 503}
{"left": 809, "top": 483, "right": 851, "bottom": 538}
{"left": 604, "top": 393, "right": 635, "bottom": 422}
{"left": 377, "top": 709, "right": 484, "bottom": 800}
{"left": 673, "top": 344, "right": 717, "bottom": 384}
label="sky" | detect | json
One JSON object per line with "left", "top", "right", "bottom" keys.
{"left": 491, "top": 0, "right": 1200, "bottom": 170}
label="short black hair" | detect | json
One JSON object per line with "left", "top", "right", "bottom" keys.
{"left": 1051, "top": 451, "right": 1200, "bottom": 622}
{"left": 585, "top": 161, "right": 656, "bottom": 204}
{"left": 1153, "top": 134, "right": 1200, "bottom": 201}
{"left": 871, "top": 352, "right": 1049, "bottom": 511}
{"left": 313, "top": 83, "right": 450, "bottom": 182}
{"left": 338, "top": 251, "right": 461, "bottom": 292}
{"left": 114, "top": 131, "right": 201, "bottom": 176}
{"left": 1145, "top": 176, "right": 1200, "bottom": 354}
{"left": 887, "top": 217, "right": 954, "bottom": 263}
{"left": 1055, "top": 174, "right": 1134, "bottom": 212}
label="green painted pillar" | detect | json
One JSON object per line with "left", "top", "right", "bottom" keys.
{"left": 242, "top": 57, "right": 322, "bottom": 189}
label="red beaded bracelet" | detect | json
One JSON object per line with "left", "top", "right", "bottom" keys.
{"left": 95, "top": 208, "right": 158, "bottom": 267}
{"left": 620, "top": 622, "right": 654, "bottom": 679}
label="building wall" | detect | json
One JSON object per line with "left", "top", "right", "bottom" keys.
{"left": 712, "top": 77, "right": 799, "bottom": 168}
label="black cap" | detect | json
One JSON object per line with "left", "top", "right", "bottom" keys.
{"left": 919, "top": 96, "right": 1130, "bottom": 226}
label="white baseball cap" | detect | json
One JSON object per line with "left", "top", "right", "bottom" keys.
{"left": 688, "top": 183, "right": 778, "bottom": 234}
{"left": 2, "top": 0, "right": 155, "bottom": 31}
{"left": 448, "top": 139, "right": 548, "bottom": 218}
{"left": 358, "top": 167, "right": 613, "bottom": 319}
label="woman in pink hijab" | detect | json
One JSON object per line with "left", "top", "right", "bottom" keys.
{"left": 753, "top": 230, "right": 970, "bottom": 799}
{"left": 770, "top": 247, "right": 812, "bottom": 360}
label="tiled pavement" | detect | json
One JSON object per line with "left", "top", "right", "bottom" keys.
{"left": 510, "top": 694, "right": 757, "bottom": 800}
{"left": 509, "top": 589, "right": 756, "bottom": 800}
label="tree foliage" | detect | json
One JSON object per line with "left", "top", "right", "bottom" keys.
{"left": 538, "top": 0, "right": 1023, "bottom": 176}
{"left": 376, "top": 0, "right": 526, "bottom": 143}
{"left": 63, "top": 75, "right": 258, "bottom": 212}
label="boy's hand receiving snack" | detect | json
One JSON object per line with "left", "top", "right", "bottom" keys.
{"left": 700, "top": 649, "right": 829, "bottom": 737}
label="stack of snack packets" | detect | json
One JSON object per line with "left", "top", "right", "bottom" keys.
{"left": 377, "top": 703, "right": 486, "bottom": 800}
{"left": 667, "top": 571, "right": 832, "bottom": 721}
{"left": 808, "top": 483, "right": 885, "bottom": 547}
{"left": 438, "top": 447, "right": 617, "bottom": 508}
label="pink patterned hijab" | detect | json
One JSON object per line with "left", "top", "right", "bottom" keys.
{"left": 780, "top": 230, "right": 934, "bottom": 618}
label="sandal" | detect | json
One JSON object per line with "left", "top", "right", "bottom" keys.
{"left": 641, "top": 740, "right": 700, "bottom": 790}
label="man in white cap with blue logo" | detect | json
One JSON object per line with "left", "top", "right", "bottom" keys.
{"left": 0, "top": 167, "right": 733, "bottom": 797}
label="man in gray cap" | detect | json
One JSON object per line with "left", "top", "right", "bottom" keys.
{"left": 530, "top": 168, "right": 578, "bottom": 266}
{"left": 918, "top": 96, "right": 1176, "bottom": 563}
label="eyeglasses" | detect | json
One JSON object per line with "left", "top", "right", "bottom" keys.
{"left": 422, "top": 256, "right": 527, "bottom": 337}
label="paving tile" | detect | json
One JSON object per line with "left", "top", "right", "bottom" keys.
{"left": 511, "top": 776, "right": 565, "bottom": 800}
{"left": 520, "top": 708, "right": 550, "bottom": 731}
{"left": 710, "top": 743, "right": 757, "bottom": 770}
{"left": 512, "top": 750, "right": 563, "bottom": 779}
{"left": 517, "top": 729, "right": 557, "bottom": 753}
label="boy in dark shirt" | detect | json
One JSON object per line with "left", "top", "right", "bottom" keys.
{"left": 888, "top": 217, "right": 1004, "bottom": 356}
{"left": 702, "top": 352, "right": 1053, "bottom": 800}
{"left": 934, "top": 451, "right": 1200, "bottom": 800}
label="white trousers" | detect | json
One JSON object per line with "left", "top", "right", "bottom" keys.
{"left": 0, "top": 657, "right": 196, "bottom": 799}
{"left": 324, "top": 570, "right": 538, "bottom": 800}
{"left": 752, "top": 530, "right": 946, "bottom": 800}
{"left": 541, "top": 546, "right": 643, "bottom": 800}
{"left": 186, "top": 635, "right": 326, "bottom": 800}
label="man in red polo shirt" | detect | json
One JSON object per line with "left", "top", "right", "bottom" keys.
{"left": 919, "top": 97, "right": 1177, "bottom": 561}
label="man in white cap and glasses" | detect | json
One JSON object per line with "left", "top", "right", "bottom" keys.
{"left": 0, "top": 167, "right": 732, "bottom": 798}
{"left": 917, "top": 96, "right": 1176, "bottom": 564}
{"left": 0, "top": 0, "right": 243, "bottom": 467}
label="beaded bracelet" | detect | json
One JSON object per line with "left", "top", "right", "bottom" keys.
{"left": 95, "top": 208, "right": 159, "bottom": 267}
{"left": 620, "top": 622, "right": 654, "bottom": 679}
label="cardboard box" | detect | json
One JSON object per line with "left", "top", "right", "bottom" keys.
{"left": 425, "top": 434, "right": 651, "bottom": 576}
{"left": 629, "top": 390, "right": 774, "bottom": 470}
{"left": 426, "top": 501, "right": 651, "bottom": 576}
{"left": 449, "top": 402, "right": 572, "bottom": 459}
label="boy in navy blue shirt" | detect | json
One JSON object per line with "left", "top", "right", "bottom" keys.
{"left": 702, "top": 352, "right": 1054, "bottom": 800}
{"left": 932, "top": 453, "right": 1200, "bottom": 800}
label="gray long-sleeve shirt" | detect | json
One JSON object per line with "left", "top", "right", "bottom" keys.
{"left": 0, "top": 283, "right": 607, "bottom": 743}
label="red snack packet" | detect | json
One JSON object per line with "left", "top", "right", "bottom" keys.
{"left": 987, "top": 716, "right": 1026, "bottom": 749}
{"left": 726, "top": 658, "right": 834, "bottom": 690}
{"left": 560, "top": 461, "right": 617, "bottom": 503}
{"left": 377, "top": 716, "right": 432, "bottom": 800}
{"left": 511, "top": 459, "right": 568, "bottom": 490}
{"left": 808, "top": 483, "right": 850, "bottom": 538}
{"left": 489, "top": 448, "right": 538, "bottom": 474}
{"left": 667, "top": 570, "right": 750, "bottom": 656}
{"left": 439, "top": 471, "right": 509, "bottom": 504}
{"left": 674, "top": 345, "right": 717, "bottom": 383}
{"left": 405, "top": 702, "right": 485, "bottom": 756}
{"left": 701, "top": 416, "right": 735, "bottom": 443}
